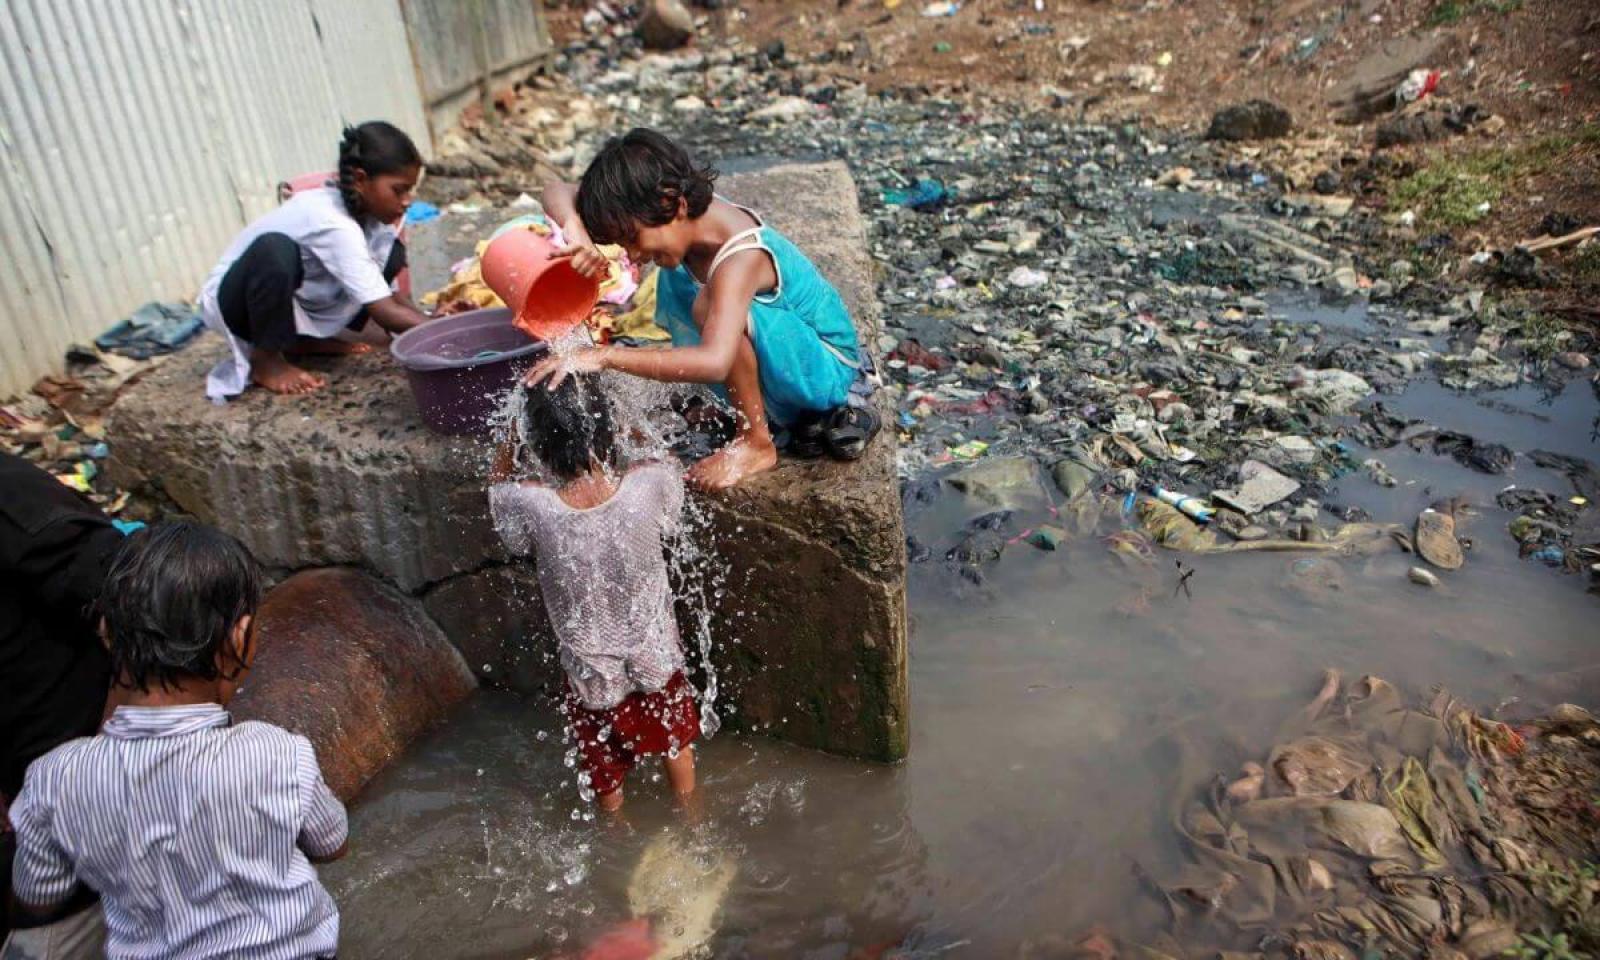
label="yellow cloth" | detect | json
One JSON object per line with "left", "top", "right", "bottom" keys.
{"left": 595, "top": 270, "right": 669, "bottom": 342}
{"left": 422, "top": 238, "right": 668, "bottom": 341}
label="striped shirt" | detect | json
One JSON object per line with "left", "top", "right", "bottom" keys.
{"left": 9, "top": 704, "right": 346, "bottom": 960}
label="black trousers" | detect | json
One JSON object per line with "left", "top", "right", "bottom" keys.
{"left": 218, "top": 232, "right": 406, "bottom": 351}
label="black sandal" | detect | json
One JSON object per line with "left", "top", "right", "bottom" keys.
{"left": 823, "top": 403, "right": 881, "bottom": 461}
{"left": 785, "top": 413, "right": 828, "bottom": 459}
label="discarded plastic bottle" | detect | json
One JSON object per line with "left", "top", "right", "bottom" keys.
{"left": 1153, "top": 487, "right": 1215, "bottom": 524}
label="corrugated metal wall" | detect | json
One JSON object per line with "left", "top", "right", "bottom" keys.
{"left": 0, "top": 0, "right": 430, "bottom": 398}
{"left": 400, "top": 0, "right": 553, "bottom": 137}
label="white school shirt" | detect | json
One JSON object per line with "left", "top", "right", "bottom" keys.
{"left": 199, "top": 186, "right": 399, "bottom": 400}
{"left": 10, "top": 704, "right": 346, "bottom": 960}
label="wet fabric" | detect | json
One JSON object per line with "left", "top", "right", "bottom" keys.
{"left": 564, "top": 670, "right": 700, "bottom": 797}
{"left": 93, "top": 301, "right": 203, "bottom": 360}
{"left": 488, "top": 464, "right": 687, "bottom": 710}
{"left": 654, "top": 203, "right": 861, "bottom": 427}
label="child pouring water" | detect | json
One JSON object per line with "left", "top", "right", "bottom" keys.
{"left": 525, "top": 128, "right": 881, "bottom": 490}
{"left": 488, "top": 374, "right": 702, "bottom": 812}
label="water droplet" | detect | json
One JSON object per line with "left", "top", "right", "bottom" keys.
{"left": 563, "top": 863, "right": 587, "bottom": 886}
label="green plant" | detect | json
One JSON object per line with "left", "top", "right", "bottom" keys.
{"left": 1389, "top": 125, "right": 1600, "bottom": 228}
{"left": 1507, "top": 931, "right": 1592, "bottom": 960}
{"left": 1427, "top": 0, "right": 1523, "bottom": 24}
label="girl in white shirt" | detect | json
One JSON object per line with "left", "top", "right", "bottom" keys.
{"left": 199, "top": 122, "right": 432, "bottom": 399}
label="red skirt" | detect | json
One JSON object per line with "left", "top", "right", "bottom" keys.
{"left": 564, "top": 671, "right": 700, "bottom": 797}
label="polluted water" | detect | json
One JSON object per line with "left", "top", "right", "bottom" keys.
{"left": 322, "top": 363, "right": 1599, "bottom": 958}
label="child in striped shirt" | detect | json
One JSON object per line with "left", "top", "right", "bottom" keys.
{"left": 6, "top": 522, "right": 347, "bottom": 960}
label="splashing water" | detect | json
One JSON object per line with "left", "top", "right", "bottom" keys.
{"left": 481, "top": 326, "right": 735, "bottom": 797}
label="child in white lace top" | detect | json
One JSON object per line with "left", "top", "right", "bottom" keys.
{"left": 488, "top": 374, "right": 700, "bottom": 812}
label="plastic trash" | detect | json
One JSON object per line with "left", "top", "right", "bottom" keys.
{"left": 1397, "top": 69, "right": 1440, "bottom": 105}
{"left": 404, "top": 201, "right": 441, "bottom": 225}
{"left": 1007, "top": 266, "right": 1049, "bottom": 288}
{"left": 883, "top": 178, "right": 950, "bottom": 210}
{"left": 1154, "top": 487, "right": 1214, "bottom": 524}
{"left": 922, "top": 1, "right": 960, "bottom": 15}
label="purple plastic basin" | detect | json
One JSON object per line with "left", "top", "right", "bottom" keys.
{"left": 390, "top": 308, "right": 548, "bottom": 436}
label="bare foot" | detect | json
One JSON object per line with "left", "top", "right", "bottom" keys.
{"left": 687, "top": 438, "right": 778, "bottom": 491}
{"left": 251, "top": 350, "right": 326, "bottom": 395}
{"left": 287, "top": 335, "right": 373, "bottom": 356}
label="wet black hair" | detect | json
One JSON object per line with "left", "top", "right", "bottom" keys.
{"left": 522, "top": 373, "right": 619, "bottom": 482}
{"left": 99, "top": 520, "right": 264, "bottom": 694}
{"left": 576, "top": 128, "right": 717, "bottom": 245}
{"left": 337, "top": 121, "right": 423, "bottom": 220}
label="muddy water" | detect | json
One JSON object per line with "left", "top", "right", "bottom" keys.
{"left": 322, "top": 358, "right": 1598, "bottom": 958}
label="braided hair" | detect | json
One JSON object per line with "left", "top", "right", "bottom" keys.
{"left": 336, "top": 121, "right": 423, "bottom": 220}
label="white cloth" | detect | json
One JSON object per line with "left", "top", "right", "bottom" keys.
{"left": 199, "top": 187, "right": 398, "bottom": 400}
{"left": 489, "top": 463, "right": 687, "bottom": 710}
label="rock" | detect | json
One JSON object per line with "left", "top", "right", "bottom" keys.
{"left": 1555, "top": 352, "right": 1591, "bottom": 370}
{"left": 1326, "top": 265, "right": 1362, "bottom": 296}
{"left": 1206, "top": 100, "right": 1293, "bottom": 141}
{"left": 232, "top": 568, "right": 476, "bottom": 801}
{"left": 1375, "top": 103, "right": 1487, "bottom": 148}
{"left": 1407, "top": 316, "right": 1451, "bottom": 336}
{"left": 1408, "top": 566, "right": 1441, "bottom": 587}
{"left": 749, "top": 96, "right": 814, "bottom": 122}
{"left": 1213, "top": 460, "right": 1300, "bottom": 515}
{"left": 108, "top": 163, "right": 910, "bottom": 763}
{"left": 1416, "top": 508, "right": 1464, "bottom": 570}
{"left": 638, "top": 0, "right": 695, "bottom": 51}
{"left": 1293, "top": 368, "right": 1372, "bottom": 413}
{"left": 1272, "top": 436, "right": 1318, "bottom": 466}
{"left": 672, "top": 95, "right": 706, "bottom": 113}
{"left": 1051, "top": 457, "right": 1097, "bottom": 500}
{"left": 1285, "top": 194, "right": 1355, "bottom": 218}
{"left": 946, "top": 456, "right": 1048, "bottom": 509}
{"left": 1387, "top": 260, "right": 1415, "bottom": 283}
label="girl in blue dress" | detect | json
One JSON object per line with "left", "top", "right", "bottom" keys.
{"left": 526, "top": 129, "right": 878, "bottom": 490}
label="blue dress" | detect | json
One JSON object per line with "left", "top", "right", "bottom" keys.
{"left": 653, "top": 205, "right": 861, "bottom": 428}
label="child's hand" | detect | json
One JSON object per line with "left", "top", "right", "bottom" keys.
{"left": 551, "top": 221, "right": 610, "bottom": 279}
{"left": 524, "top": 347, "right": 608, "bottom": 390}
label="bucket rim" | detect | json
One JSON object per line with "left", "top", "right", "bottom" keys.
{"left": 390, "top": 308, "right": 548, "bottom": 372}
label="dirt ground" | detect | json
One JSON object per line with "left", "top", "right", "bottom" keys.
{"left": 546, "top": 0, "right": 1599, "bottom": 288}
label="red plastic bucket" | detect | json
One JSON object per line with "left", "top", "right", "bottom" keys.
{"left": 479, "top": 226, "right": 599, "bottom": 342}
{"left": 390, "top": 308, "right": 547, "bottom": 436}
